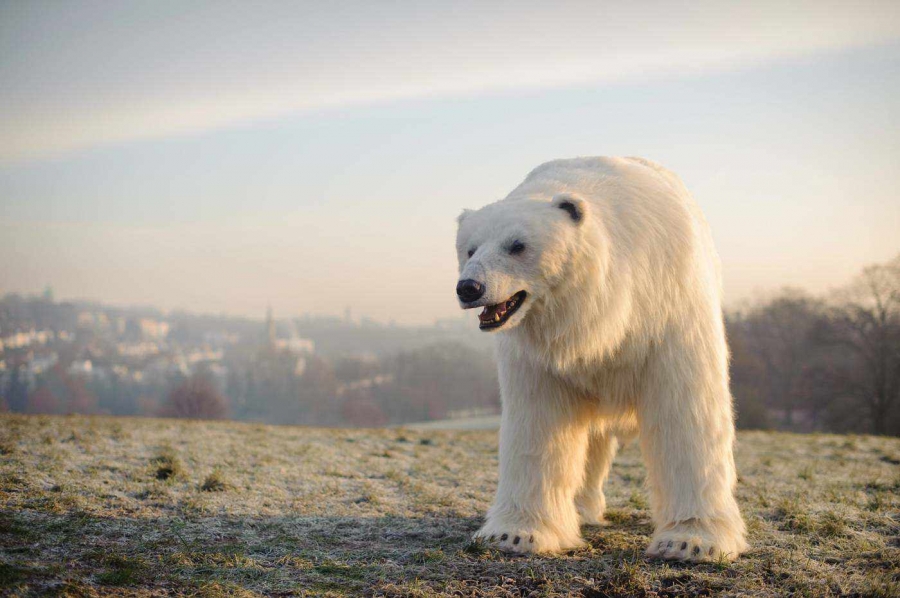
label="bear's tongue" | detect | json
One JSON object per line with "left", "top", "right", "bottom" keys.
{"left": 479, "top": 302, "right": 507, "bottom": 324}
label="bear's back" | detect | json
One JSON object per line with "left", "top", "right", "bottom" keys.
{"left": 516, "top": 156, "right": 688, "bottom": 201}
{"left": 508, "top": 157, "right": 699, "bottom": 240}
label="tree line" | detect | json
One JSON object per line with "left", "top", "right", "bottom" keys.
{"left": 729, "top": 254, "right": 900, "bottom": 435}
{"left": 159, "top": 342, "right": 499, "bottom": 427}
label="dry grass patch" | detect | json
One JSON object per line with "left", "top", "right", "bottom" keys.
{"left": 200, "top": 469, "right": 230, "bottom": 492}
{"left": 1, "top": 414, "right": 898, "bottom": 597}
{"left": 152, "top": 448, "right": 186, "bottom": 481}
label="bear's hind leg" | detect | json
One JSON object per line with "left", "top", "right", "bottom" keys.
{"left": 574, "top": 426, "right": 618, "bottom": 526}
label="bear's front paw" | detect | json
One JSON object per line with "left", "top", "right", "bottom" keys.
{"left": 646, "top": 519, "right": 746, "bottom": 563}
{"left": 475, "top": 517, "right": 584, "bottom": 554}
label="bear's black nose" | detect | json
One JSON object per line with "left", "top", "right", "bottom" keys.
{"left": 457, "top": 279, "right": 485, "bottom": 303}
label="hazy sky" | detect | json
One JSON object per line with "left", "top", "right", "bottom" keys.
{"left": 2, "top": 1, "right": 899, "bottom": 324}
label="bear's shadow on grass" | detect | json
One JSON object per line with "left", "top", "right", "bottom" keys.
{"left": 5, "top": 509, "right": 660, "bottom": 592}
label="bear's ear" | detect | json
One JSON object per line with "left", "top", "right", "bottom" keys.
{"left": 551, "top": 194, "right": 586, "bottom": 224}
{"left": 457, "top": 209, "right": 474, "bottom": 225}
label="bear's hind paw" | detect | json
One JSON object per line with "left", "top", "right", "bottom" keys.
{"left": 575, "top": 492, "right": 607, "bottom": 527}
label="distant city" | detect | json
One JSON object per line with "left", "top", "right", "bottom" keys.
{"left": 0, "top": 289, "right": 497, "bottom": 427}
{"left": 3, "top": 251, "right": 898, "bottom": 436}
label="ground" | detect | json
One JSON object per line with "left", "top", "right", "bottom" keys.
{"left": 1, "top": 415, "right": 898, "bottom": 597}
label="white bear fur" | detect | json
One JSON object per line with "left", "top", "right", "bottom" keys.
{"left": 455, "top": 157, "right": 746, "bottom": 562}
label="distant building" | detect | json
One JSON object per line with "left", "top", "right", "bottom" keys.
{"left": 29, "top": 353, "right": 58, "bottom": 376}
{"left": 68, "top": 360, "right": 93, "bottom": 377}
{"left": 138, "top": 318, "right": 170, "bottom": 340}
{"left": 77, "top": 311, "right": 111, "bottom": 331}
{"left": 0, "top": 329, "right": 54, "bottom": 351}
{"left": 263, "top": 307, "right": 314, "bottom": 355}
{"left": 279, "top": 337, "right": 315, "bottom": 354}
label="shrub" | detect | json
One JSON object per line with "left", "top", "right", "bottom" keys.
{"left": 161, "top": 375, "right": 228, "bottom": 420}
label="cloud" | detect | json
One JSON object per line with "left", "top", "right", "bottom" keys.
{"left": 2, "top": 1, "right": 899, "bottom": 162}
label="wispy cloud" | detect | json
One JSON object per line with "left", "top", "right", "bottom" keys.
{"left": 2, "top": 1, "right": 899, "bottom": 162}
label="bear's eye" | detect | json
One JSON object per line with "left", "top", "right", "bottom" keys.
{"left": 467, "top": 248, "right": 476, "bottom": 258}
{"left": 509, "top": 240, "right": 526, "bottom": 255}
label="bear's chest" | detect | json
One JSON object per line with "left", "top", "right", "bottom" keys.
{"left": 559, "top": 361, "right": 641, "bottom": 412}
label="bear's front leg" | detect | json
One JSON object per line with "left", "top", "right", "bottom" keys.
{"left": 475, "top": 358, "right": 591, "bottom": 554}
{"left": 639, "top": 327, "right": 747, "bottom": 562}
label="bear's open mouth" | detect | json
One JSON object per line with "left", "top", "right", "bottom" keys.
{"left": 478, "top": 291, "right": 527, "bottom": 330}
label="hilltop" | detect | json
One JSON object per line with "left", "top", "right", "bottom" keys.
{"left": 1, "top": 415, "right": 898, "bottom": 596}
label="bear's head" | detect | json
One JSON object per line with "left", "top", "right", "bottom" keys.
{"left": 455, "top": 193, "right": 589, "bottom": 333}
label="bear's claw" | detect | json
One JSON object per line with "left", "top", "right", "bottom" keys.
{"left": 475, "top": 528, "right": 542, "bottom": 554}
{"left": 474, "top": 519, "right": 583, "bottom": 554}
{"left": 645, "top": 519, "right": 745, "bottom": 563}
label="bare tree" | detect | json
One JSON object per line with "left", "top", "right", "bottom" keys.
{"left": 162, "top": 374, "right": 228, "bottom": 420}
{"left": 826, "top": 255, "right": 900, "bottom": 435}
{"left": 726, "top": 316, "right": 770, "bottom": 429}
{"left": 739, "top": 289, "right": 824, "bottom": 429}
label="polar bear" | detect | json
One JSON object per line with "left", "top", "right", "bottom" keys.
{"left": 455, "top": 157, "right": 746, "bottom": 562}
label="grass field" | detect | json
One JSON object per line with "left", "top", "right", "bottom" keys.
{"left": 1, "top": 414, "right": 899, "bottom": 597}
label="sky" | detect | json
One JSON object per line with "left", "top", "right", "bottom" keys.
{"left": 1, "top": 1, "right": 899, "bottom": 324}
